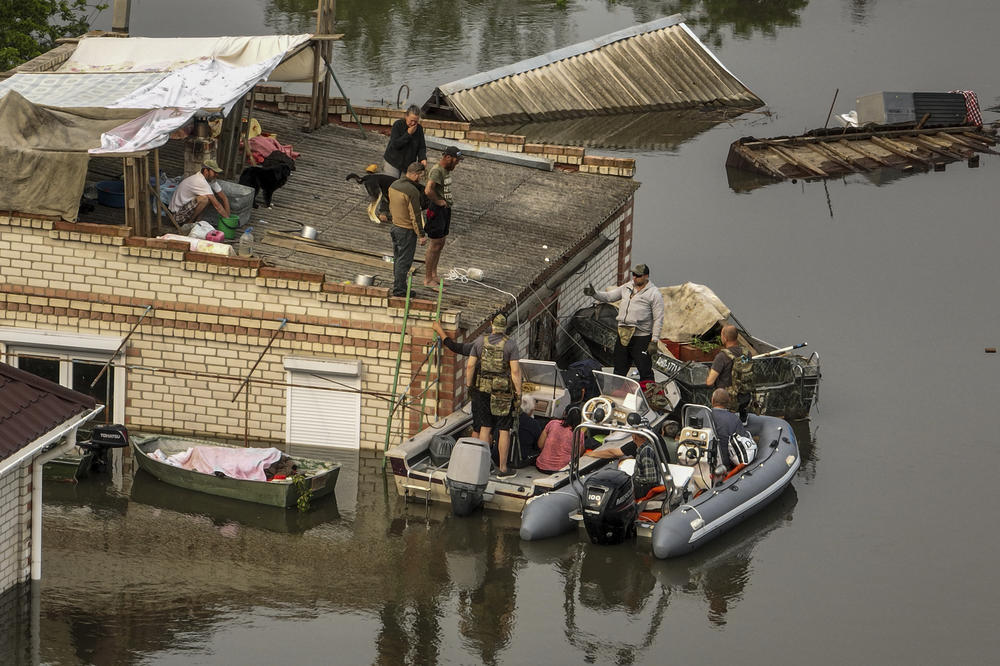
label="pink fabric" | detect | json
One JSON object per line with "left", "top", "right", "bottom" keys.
{"left": 166, "top": 446, "right": 283, "bottom": 481}
{"left": 535, "top": 420, "right": 583, "bottom": 472}
{"left": 248, "top": 135, "right": 300, "bottom": 163}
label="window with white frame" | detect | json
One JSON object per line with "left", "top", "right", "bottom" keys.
{"left": 0, "top": 328, "right": 125, "bottom": 423}
{"left": 285, "top": 357, "right": 362, "bottom": 450}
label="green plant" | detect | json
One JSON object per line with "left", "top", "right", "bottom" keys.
{"left": 292, "top": 473, "right": 312, "bottom": 513}
{"left": 688, "top": 335, "right": 722, "bottom": 353}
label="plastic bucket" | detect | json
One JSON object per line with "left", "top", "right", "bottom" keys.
{"left": 218, "top": 215, "right": 240, "bottom": 240}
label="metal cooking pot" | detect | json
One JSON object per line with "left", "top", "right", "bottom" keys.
{"left": 355, "top": 274, "right": 374, "bottom": 286}
{"left": 300, "top": 225, "right": 318, "bottom": 240}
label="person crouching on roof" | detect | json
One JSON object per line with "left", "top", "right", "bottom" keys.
{"left": 466, "top": 313, "right": 522, "bottom": 479}
{"left": 169, "top": 159, "right": 231, "bottom": 226}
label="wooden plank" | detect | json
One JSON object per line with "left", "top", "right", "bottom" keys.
{"left": 838, "top": 140, "right": 893, "bottom": 167}
{"left": 869, "top": 136, "right": 934, "bottom": 166}
{"left": 740, "top": 125, "right": 996, "bottom": 149}
{"left": 906, "top": 135, "right": 968, "bottom": 160}
{"left": 766, "top": 144, "right": 828, "bottom": 177}
{"left": 264, "top": 231, "right": 423, "bottom": 268}
{"left": 803, "top": 142, "right": 861, "bottom": 172}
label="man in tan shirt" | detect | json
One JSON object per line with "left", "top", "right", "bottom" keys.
{"left": 387, "top": 162, "right": 427, "bottom": 297}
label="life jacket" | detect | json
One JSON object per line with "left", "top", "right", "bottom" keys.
{"left": 725, "top": 347, "right": 755, "bottom": 399}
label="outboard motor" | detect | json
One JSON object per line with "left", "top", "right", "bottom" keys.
{"left": 445, "top": 437, "right": 491, "bottom": 517}
{"left": 583, "top": 468, "right": 638, "bottom": 545}
{"left": 76, "top": 424, "right": 129, "bottom": 479}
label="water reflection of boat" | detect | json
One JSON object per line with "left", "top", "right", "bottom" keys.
{"left": 571, "top": 291, "right": 821, "bottom": 419}
{"left": 129, "top": 468, "right": 340, "bottom": 533}
{"left": 131, "top": 434, "right": 340, "bottom": 509}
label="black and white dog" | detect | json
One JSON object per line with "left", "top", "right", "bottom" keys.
{"left": 239, "top": 150, "right": 296, "bottom": 208}
{"left": 345, "top": 171, "right": 396, "bottom": 223}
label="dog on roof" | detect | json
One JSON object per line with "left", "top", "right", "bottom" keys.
{"left": 239, "top": 150, "right": 296, "bottom": 208}
{"left": 345, "top": 164, "right": 396, "bottom": 223}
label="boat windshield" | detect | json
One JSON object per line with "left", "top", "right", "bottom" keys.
{"left": 520, "top": 360, "right": 564, "bottom": 391}
{"left": 593, "top": 371, "right": 651, "bottom": 416}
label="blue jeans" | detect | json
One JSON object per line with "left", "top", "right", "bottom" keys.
{"left": 389, "top": 225, "right": 417, "bottom": 296}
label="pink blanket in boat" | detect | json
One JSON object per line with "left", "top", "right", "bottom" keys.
{"left": 165, "top": 446, "right": 283, "bottom": 481}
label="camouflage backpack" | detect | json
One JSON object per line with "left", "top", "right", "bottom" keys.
{"left": 725, "top": 348, "right": 755, "bottom": 399}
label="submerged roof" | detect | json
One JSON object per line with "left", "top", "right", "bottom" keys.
{"left": 0, "top": 363, "right": 97, "bottom": 461}
{"left": 427, "top": 15, "right": 762, "bottom": 124}
{"left": 82, "top": 109, "right": 639, "bottom": 332}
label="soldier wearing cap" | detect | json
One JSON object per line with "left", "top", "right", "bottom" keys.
{"left": 584, "top": 264, "right": 664, "bottom": 382}
{"left": 169, "top": 158, "right": 231, "bottom": 226}
{"left": 466, "top": 312, "right": 522, "bottom": 479}
{"left": 423, "top": 145, "right": 463, "bottom": 286}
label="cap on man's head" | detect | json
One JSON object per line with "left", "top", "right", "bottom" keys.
{"left": 202, "top": 159, "right": 222, "bottom": 174}
{"left": 491, "top": 313, "right": 507, "bottom": 332}
{"left": 443, "top": 146, "right": 464, "bottom": 160}
{"left": 631, "top": 263, "right": 650, "bottom": 277}
{"left": 406, "top": 161, "right": 425, "bottom": 175}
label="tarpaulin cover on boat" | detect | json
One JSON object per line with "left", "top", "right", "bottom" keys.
{"left": 657, "top": 282, "right": 731, "bottom": 341}
{"left": 0, "top": 91, "right": 143, "bottom": 219}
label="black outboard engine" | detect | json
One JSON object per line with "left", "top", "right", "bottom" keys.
{"left": 583, "top": 468, "right": 638, "bottom": 545}
{"left": 76, "top": 424, "right": 129, "bottom": 479}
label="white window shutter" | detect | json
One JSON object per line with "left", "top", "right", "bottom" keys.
{"left": 286, "top": 366, "right": 361, "bottom": 449}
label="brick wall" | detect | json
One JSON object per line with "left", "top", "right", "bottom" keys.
{"left": 0, "top": 214, "right": 455, "bottom": 451}
{"left": 0, "top": 465, "right": 30, "bottom": 594}
{"left": 554, "top": 199, "right": 633, "bottom": 358}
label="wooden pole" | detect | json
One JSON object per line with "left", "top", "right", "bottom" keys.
{"left": 153, "top": 148, "right": 162, "bottom": 230}
{"left": 823, "top": 88, "right": 839, "bottom": 129}
{"left": 309, "top": 40, "right": 321, "bottom": 130}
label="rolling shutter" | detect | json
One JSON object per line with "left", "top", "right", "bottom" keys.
{"left": 285, "top": 358, "right": 361, "bottom": 449}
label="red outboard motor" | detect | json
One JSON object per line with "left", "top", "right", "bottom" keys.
{"left": 76, "top": 424, "right": 129, "bottom": 479}
{"left": 583, "top": 468, "right": 638, "bottom": 545}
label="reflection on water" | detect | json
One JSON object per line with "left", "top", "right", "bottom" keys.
{"left": 492, "top": 108, "right": 742, "bottom": 151}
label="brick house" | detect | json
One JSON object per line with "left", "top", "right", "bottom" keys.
{"left": 0, "top": 44, "right": 638, "bottom": 460}
{"left": 0, "top": 363, "right": 101, "bottom": 596}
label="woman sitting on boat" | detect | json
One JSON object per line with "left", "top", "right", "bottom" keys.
{"left": 534, "top": 407, "right": 584, "bottom": 474}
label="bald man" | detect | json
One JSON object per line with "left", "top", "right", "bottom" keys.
{"left": 706, "top": 325, "right": 751, "bottom": 422}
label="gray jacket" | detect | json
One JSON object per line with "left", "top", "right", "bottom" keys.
{"left": 593, "top": 280, "right": 664, "bottom": 337}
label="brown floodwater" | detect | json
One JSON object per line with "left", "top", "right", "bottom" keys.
{"left": 4, "top": 0, "right": 1000, "bottom": 663}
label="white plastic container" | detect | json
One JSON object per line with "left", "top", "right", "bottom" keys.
{"left": 237, "top": 227, "right": 254, "bottom": 257}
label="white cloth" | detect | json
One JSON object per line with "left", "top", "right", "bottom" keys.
{"left": 169, "top": 173, "right": 221, "bottom": 212}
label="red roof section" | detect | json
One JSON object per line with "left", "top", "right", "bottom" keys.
{"left": 0, "top": 362, "right": 97, "bottom": 462}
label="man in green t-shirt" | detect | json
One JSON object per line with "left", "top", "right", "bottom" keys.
{"left": 422, "top": 146, "right": 463, "bottom": 286}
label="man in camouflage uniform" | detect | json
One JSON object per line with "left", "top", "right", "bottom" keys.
{"left": 465, "top": 313, "right": 522, "bottom": 479}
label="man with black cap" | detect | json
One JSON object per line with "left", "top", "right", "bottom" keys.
{"left": 584, "top": 264, "right": 664, "bottom": 382}
{"left": 169, "top": 159, "right": 231, "bottom": 226}
{"left": 423, "top": 146, "right": 463, "bottom": 286}
{"left": 466, "top": 312, "right": 522, "bottom": 479}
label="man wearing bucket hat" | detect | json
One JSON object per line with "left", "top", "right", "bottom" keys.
{"left": 169, "top": 159, "right": 231, "bottom": 227}
{"left": 584, "top": 263, "right": 664, "bottom": 382}
{"left": 466, "top": 312, "right": 522, "bottom": 479}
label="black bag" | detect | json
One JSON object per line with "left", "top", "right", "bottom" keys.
{"left": 564, "top": 358, "right": 602, "bottom": 404}
{"left": 429, "top": 433, "right": 457, "bottom": 466}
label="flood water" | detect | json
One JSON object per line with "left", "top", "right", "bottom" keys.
{"left": 8, "top": 1, "right": 1000, "bottom": 663}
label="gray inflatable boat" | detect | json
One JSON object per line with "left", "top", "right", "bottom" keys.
{"left": 520, "top": 399, "right": 800, "bottom": 559}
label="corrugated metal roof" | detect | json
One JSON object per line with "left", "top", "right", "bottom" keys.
{"left": 0, "top": 362, "right": 97, "bottom": 461}
{"left": 428, "top": 15, "right": 762, "bottom": 124}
